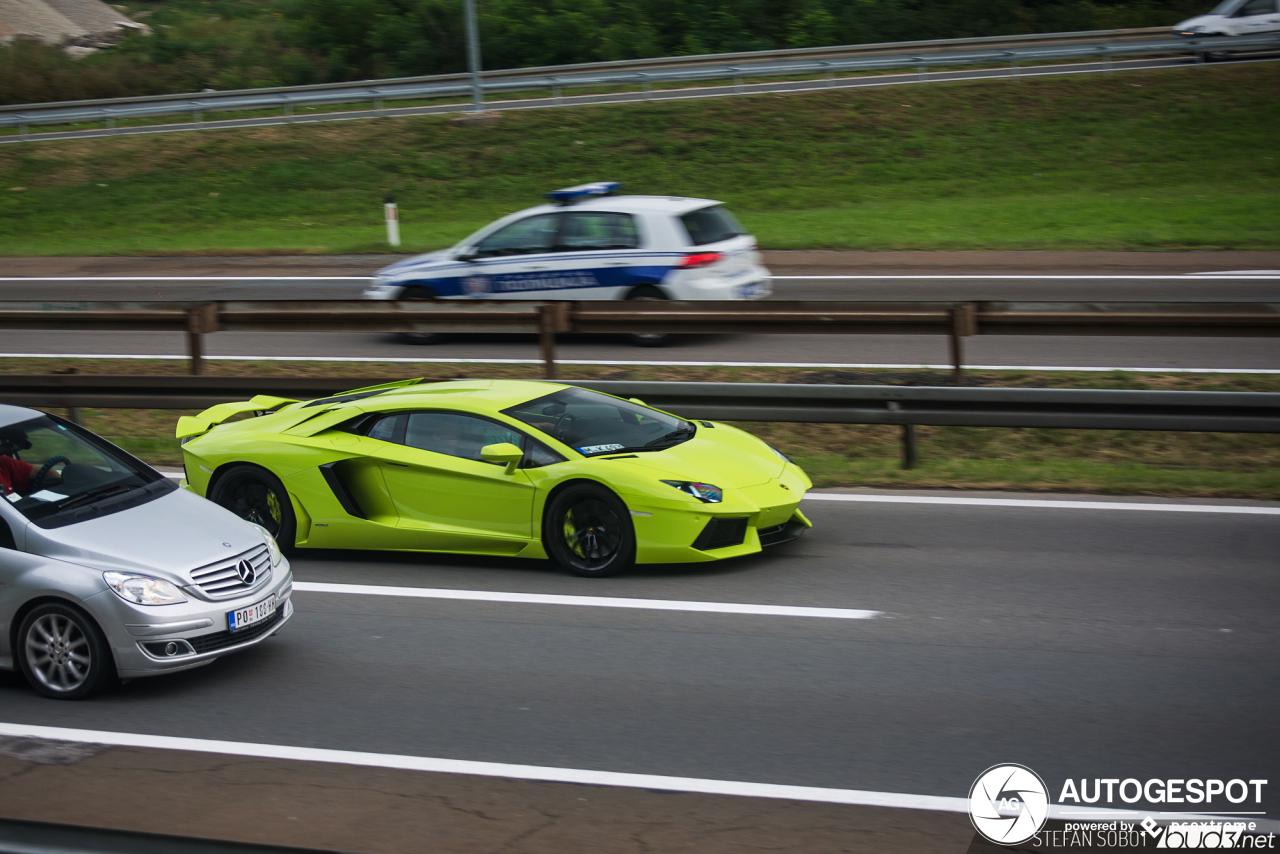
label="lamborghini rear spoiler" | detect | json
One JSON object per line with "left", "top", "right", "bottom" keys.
{"left": 174, "top": 378, "right": 428, "bottom": 440}
{"left": 176, "top": 395, "right": 299, "bottom": 440}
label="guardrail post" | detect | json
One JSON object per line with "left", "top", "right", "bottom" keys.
{"left": 950, "top": 303, "right": 977, "bottom": 386}
{"left": 538, "top": 304, "right": 559, "bottom": 379}
{"left": 185, "top": 304, "right": 220, "bottom": 376}
{"left": 901, "top": 423, "right": 917, "bottom": 469}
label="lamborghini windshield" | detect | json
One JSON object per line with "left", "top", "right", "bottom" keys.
{"left": 503, "top": 388, "right": 694, "bottom": 456}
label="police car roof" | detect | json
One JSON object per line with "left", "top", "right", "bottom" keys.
{"left": 530, "top": 195, "right": 720, "bottom": 215}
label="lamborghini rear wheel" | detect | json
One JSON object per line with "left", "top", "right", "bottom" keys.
{"left": 210, "top": 464, "right": 297, "bottom": 551}
{"left": 544, "top": 484, "right": 635, "bottom": 577}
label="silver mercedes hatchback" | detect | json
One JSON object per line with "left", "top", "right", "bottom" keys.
{"left": 0, "top": 404, "right": 293, "bottom": 699}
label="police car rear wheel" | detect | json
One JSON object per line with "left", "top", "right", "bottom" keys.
{"left": 399, "top": 287, "right": 443, "bottom": 345}
{"left": 625, "top": 287, "right": 672, "bottom": 347}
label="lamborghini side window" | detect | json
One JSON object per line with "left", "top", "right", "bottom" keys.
{"left": 403, "top": 412, "right": 525, "bottom": 464}
{"left": 523, "top": 439, "right": 566, "bottom": 469}
{"left": 366, "top": 414, "right": 403, "bottom": 442}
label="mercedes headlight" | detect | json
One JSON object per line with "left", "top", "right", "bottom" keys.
{"left": 661, "top": 480, "right": 723, "bottom": 503}
{"left": 103, "top": 572, "right": 187, "bottom": 606}
{"left": 251, "top": 523, "right": 283, "bottom": 566}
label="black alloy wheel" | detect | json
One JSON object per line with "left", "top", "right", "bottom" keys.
{"left": 544, "top": 484, "right": 636, "bottom": 577}
{"left": 400, "top": 286, "right": 443, "bottom": 345}
{"left": 17, "top": 602, "right": 114, "bottom": 700}
{"left": 210, "top": 464, "right": 297, "bottom": 550}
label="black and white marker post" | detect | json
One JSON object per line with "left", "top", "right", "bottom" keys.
{"left": 384, "top": 195, "right": 400, "bottom": 247}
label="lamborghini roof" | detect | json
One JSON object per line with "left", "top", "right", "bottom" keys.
{"left": 306, "top": 379, "right": 570, "bottom": 416}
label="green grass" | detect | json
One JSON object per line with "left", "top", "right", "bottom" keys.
{"left": 1, "top": 62, "right": 1277, "bottom": 255}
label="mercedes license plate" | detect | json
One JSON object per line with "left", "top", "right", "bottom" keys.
{"left": 228, "top": 595, "right": 276, "bottom": 631}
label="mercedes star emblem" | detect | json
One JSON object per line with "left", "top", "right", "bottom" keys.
{"left": 235, "top": 559, "right": 256, "bottom": 585}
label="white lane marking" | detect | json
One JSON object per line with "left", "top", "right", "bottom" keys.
{"left": 162, "top": 472, "right": 182, "bottom": 479}
{"left": 0, "top": 276, "right": 370, "bottom": 281}
{"left": 773, "top": 275, "right": 1280, "bottom": 280}
{"left": 803, "top": 493, "right": 1280, "bottom": 515}
{"left": 0, "top": 723, "right": 1265, "bottom": 827}
{"left": 0, "top": 722, "right": 963, "bottom": 812}
{"left": 2, "top": 353, "right": 1276, "bottom": 374}
{"left": 4, "top": 274, "right": 1278, "bottom": 281}
{"left": 1186, "top": 270, "right": 1280, "bottom": 276}
{"left": 291, "top": 581, "right": 880, "bottom": 620}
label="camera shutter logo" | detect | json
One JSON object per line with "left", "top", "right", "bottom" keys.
{"left": 235, "top": 559, "right": 256, "bottom": 585}
{"left": 969, "top": 764, "right": 1050, "bottom": 845}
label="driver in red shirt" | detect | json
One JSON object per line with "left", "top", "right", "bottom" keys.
{"left": 0, "top": 455, "right": 38, "bottom": 498}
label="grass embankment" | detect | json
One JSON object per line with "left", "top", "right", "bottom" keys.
{"left": 6, "top": 358, "right": 1277, "bottom": 499}
{"left": 2, "top": 63, "right": 1279, "bottom": 255}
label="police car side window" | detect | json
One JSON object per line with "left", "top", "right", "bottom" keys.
{"left": 559, "top": 213, "right": 641, "bottom": 251}
{"left": 680, "top": 206, "right": 745, "bottom": 246}
{"left": 474, "top": 214, "right": 562, "bottom": 258}
{"left": 1236, "top": 0, "right": 1272, "bottom": 14}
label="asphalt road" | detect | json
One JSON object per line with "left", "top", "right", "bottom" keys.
{"left": 1, "top": 494, "right": 1276, "bottom": 815}
{"left": 4, "top": 271, "right": 1279, "bottom": 369}
{"left": 4, "top": 274, "right": 1280, "bottom": 302}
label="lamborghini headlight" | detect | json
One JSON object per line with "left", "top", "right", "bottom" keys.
{"left": 768, "top": 445, "right": 791, "bottom": 463}
{"left": 661, "top": 480, "right": 723, "bottom": 503}
{"left": 251, "top": 523, "right": 283, "bottom": 566}
{"left": 103, "top": 572, "right": 187, "bottom": 606}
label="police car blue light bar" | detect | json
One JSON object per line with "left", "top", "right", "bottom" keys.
{"left": 546, "top": 181, "right": 621, "bottom": 204}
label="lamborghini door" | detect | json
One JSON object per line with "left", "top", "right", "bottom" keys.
{"left": 374, "top": 411, "right": 536, "bottom": 553}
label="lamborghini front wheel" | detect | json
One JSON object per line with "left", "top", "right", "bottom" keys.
{"left": 544, "top": 484, "right": 635, "bottom": 578}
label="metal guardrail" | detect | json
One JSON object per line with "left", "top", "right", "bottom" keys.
{"left": 568, "top": 380, "right": 1280, "bottom": 433}
{"left": 0, "top": 299, "right": 1276, "bottom": 381}
{"left": 3, "top": 28, "right": 1277, "bottom": 134}
{"left": 3, "top": 375, "right": 1276, "bottom": 468}
{"left": 5, "top": 374, "right": 1273, "bottom": 434}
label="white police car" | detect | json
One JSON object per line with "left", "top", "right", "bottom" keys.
{"left": 363, "top": 183, "right": 772, "bottom": 312}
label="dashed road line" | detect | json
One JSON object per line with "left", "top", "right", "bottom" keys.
{"left": 291, "top": 581, "right": 881, "bottom": 620}
{"left": 802, "top": 493, "right": 1280, "bottom": 515}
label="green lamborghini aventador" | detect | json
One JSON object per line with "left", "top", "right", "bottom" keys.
{"left": 176, "top": 379, "right": 811, "bottom": 576}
